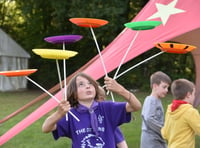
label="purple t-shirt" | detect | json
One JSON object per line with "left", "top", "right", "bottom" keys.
{"left": 52, "top": 101, "right": 131, "bottom": 147}
{"left": 115, "top": 127, "right": 125, "bottom": 144}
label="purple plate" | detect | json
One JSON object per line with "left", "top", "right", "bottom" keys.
{"left": 44, "top": 35, "right": 83, "bottom": 44}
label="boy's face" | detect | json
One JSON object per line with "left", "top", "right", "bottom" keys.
{"left": 76, "top": 76, "right": 96, "bottom": 101}
{"left": 153, "top": 81, "right": 170, "bottom": 99}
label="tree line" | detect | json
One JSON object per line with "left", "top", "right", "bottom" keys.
{"left": 0, "top": 0, "right": 194, "bottom": 91}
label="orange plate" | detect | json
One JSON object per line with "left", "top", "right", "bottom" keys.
{"left": 155, "top": 43, "right": 196, "bottom": 54}
{"left": 69, "top": 18, "right": 108, "bottom": 28}
{"left": 0, "top": 69, "right": 37, "bottom": 77}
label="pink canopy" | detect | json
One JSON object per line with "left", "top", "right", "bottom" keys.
{"left": 1, "top": 0, "right": 200, "bottom": 145}
{"left": 83, "top": 0, "right": 200, "bottom": 80}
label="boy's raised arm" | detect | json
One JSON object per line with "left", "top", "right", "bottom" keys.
{"left": 42, "top": 100, "right": 71, "bottom": 133}
{"left": 104, "top": 76, "right": 141, "bottom": 112}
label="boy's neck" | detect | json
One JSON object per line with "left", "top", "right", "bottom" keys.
{"left": 182, "top": 98, "right": 191, "bottom": 105}
{"left": 150, "top": 92, "right": 160, "bottom": 99}
{"left": 79, "top": 99, "right": 94, "bottom": 108}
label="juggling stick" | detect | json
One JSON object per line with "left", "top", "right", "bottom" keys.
{"left": 115, "top": 42, "right": 197, "bottom": 80}
{"left": 44, "top": 35, "right": 82, "bottom": 101}
{"left": 69, "top": 18, "right": 108, "bottom": 77}
{"left": 89, "top": 22, "right": 116, "bottom": 101}
{"left": 0, "top": 69, "right": 80, "bottom": 122}
{"left": 25, "top": 76, "right": 79, "bottom": 121}
{"left": 62, "top": 43, "right": 67, "bottom": 100}
{"left": 0, "top": 90, "right": 63, "bottom": 146}
{"left": 101, "top": 51, "right": 164, "bottom": 89}
{"left": 115, "top": 51, "right": 164, "bottom": 79}
{"left": 25, "top": 76, "right": 60, "bottom": 103}
{"left": 107, "top": 21, "right": 162, "bottom": 97}
{"left": 56, "top": 60, "right": 63, "bottom": 92}
{"left": 113, "top": 31, "right": 139, "bottom": 80}
{"left": 69, "top": 18, "right": 116, "bottom": 101}
{"left": 113, "top": 21, "right": 162, "bottom": 80}
{"left": 89, "top": 26, "right": 115, "bottom": 101}
{"left": 0, "top": 80, "right": 62, "bottom": 124}
{"left": 89, "top": 26, "right": 108, "bottom": 78}
{"left": 106, "top": 30, "right": 139, "bottom": 97}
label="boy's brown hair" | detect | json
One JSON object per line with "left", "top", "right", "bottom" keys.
{"left": 98, "top": 86, "right": 106, "bottom": 101}
{"left": 171, "top": 79, "right": 195, "bottom": 100}
{"left": 150, "top": 71, "right": 171, "bottom": 88}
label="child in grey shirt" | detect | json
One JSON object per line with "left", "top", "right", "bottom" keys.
{"left": 140, "top": 71, "right": 171, "bottom": 148}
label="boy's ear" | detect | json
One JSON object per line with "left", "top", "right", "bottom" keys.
{"left": 152, "top": 83, "right": 158, "bottom": 88}
{"left": 185, "top": 92, "right": 191, "bottom": 99}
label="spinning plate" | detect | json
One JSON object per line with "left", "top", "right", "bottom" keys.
{"left": 44, "top": 35, "right": 83, "bottom": 44}
{"left": 155, "top": 43, "right": 196, "bottom": 54}
{"left": 0, "top": 69, "right": 37, "bottom": 77}
{"left": 32, "top": 49, "right": 78, "bottom": 59}
{"left": 69, "top": 18, "right": 108, "bottom": 28}
{"left": 124, "top": 21, "right": 161, "bottom": 30}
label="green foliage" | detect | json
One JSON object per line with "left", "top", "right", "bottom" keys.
{"left": 0, "top": 0, "right": 147, "bottom": 88}
{"left": 1, "top": 90, "right": 200, "bottom": 147}
{"left": 0, "top": 0, "right": 196, "bottom": 90}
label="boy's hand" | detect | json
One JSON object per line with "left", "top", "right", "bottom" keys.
{"left": 57, "top": 100, "right": 71, "bottom": 117}
{"left": 104, "top": 76, "right": 124, "bottom": 94}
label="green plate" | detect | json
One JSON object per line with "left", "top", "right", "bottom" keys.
{"left": 124, "top": 21, "right": 161, "bottom": 30}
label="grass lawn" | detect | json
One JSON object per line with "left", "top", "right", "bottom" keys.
{"left": 0, "top": 90, "right": 200, "bottom": 147}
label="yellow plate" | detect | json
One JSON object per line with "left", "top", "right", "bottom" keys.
{"left": 32, "top": 49, "right": 78, "bottom": 59}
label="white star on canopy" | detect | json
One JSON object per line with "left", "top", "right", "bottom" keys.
{"left": 147, "top": 0, "right": 186, "bottom": 25}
